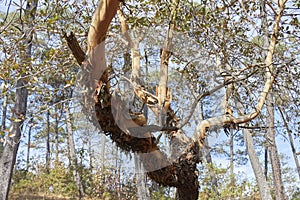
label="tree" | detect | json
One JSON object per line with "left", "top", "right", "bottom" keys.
{"left": 65, "top": 99, "right": 85, "bottom": 198}
{"left": 62, "top": 0, "right": 296, "bottom": 199}
{"left": 0, "top": 1, "right": 38, "bottom": 199}
{"left": 0, "top": 0, "right": 298, "bottom": 198}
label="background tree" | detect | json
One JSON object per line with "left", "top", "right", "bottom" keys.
{"left": 0, "top": 0, "right": 38, "bottom": 198}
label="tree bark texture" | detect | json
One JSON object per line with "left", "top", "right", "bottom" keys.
{"left": 266, "top": 97, "right": 285, "bottom": 200}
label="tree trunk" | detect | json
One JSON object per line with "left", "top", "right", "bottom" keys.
{"left": 0, "top": 1, "right": 38, "bottom": 199}
{"left": 158, "top": 0, "right": 179, "bottom": 126}
{"left": 135, "top": 154, "right": 150, "bottom": 200}
{"left": 0, "top": 79, "right": 29, "bottom": 200}
{"left": 265, "top": 146, "right": 268, "bottom": 179}
{"left": 0, "top": 86, "right": 8, "bottom": 158}
{"left": 266, "top": 97, "right": 285, "bottom": 200}
{"left": 55, "top": 106, "right": 59, "bottom": 163}
{"left": 278, "top": 108, "right": 300, "bottom": 180}
{"left": 197, "top": 101, "right": 218, "bottom": 191}
{"left": 88, "top": 139, "right": 93, "bottom": 170}
{"left": 67, "top": 1, "right": 199, "bottom": 199}
{"left": 237, "top": 102, "right": 272, "bottom": 200}
{"left": 46, "top": 110, "right": 51, "bottom": 171}
{"left": 243, "top": 128, "right": 272, "bottom": 200}
{"left": 100, "top": 133, "right": 106, "bottom": 172}
{"left": 0, "top": 86, "right": 7, "bottom": 132}
{"left": 229, "top": 130, "right": 235, "bottom": 188}
{"left": 65, "top": 102, "right": 85, "bottom": 198}
{"left": 260, "top": 1, "right": 285, "bottom": 197}
{"left": 26, "top": 117, "right": 33, "bottom": 171}
{"left": 0, "top": 78, "right": 29, "bottom": 198}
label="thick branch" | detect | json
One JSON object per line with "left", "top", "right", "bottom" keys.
{"left": 63, "top": 31, "right": 85, "bottom": 65}
{"left": 87, "top": 0, "right": 119, "bottom": 54}
{"left": 117, "top": 9, "right": 141, "bottom": 82}
{"left": 158, "top": 0, "right": 180, "bottom": 126}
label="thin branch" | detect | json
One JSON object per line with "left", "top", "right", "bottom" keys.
{"left": 128, "top": 125, "right": 178, "bottom": 134}
{"left": 177, "top": 69, "right": 257, "bottom": 129}
{"left": 3, "top": 0, "right": 13, "bottom": 23}
{"left": 266, "top": 1, "right": 277, "bottom": 15}
{"left": 0, "top": 8, "right": 18, "bottom": 34}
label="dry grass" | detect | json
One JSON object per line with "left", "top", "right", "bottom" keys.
{"left": 9, "top": 193, "right": 74, "bottom": 200}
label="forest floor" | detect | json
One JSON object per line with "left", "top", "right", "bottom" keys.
{"left": 10, "top": 193, "right": 74, "bottom": 200}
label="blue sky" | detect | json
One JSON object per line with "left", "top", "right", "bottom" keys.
{"left": 0, "top": 1, "right": 18, "bottom": 13}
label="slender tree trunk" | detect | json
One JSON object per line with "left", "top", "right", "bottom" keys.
{"left": 114, "top": 147, "right": 121, "bottom": 200}
{"left": 278, "top": 108, "right": 300, "bottom": 180}
{"left": 244, "top": 128, "right": 272, "bottom": 200}
{"left": 158, "top": 0, "right": 179, "bottom": 126}
{"left": 261, "top": 1, "right": 285, "bottom": 198}
{"left": 0, "top": 87, "right": 8, "bottom": 158}
{"left": 0, "top": 87, "right": 7, "bottom": 132}
{"left": 197, "top": 101, "right": 218, "bottom": 191}
{"left": 229, "top": 130, "right": 235, "bottom": 188}
{"left": 266, "top": 98, "right": 285, "bottom": 200}
{"left": 0, "top": 1, "right": 38, "bottom": 199}
{"left": 265, "top": 147, "right": 268, "bottom": 179}
{"left": 100, "top": 133, "right": 106, "bottom": 172}
{"left": 99, "top": 132, "right": 107, "bottom": 195}
{"left": 0, "top": 79, "right": 29, "bottom": 200}
{"left": 237, "top": 102, "right": 272, "bottom": 200}
{"left": 46, "top": 110, "right": 51, "bottom": 171}
{"left": 88, "top": 139, "right": 93, "bottom": 170}
{"left": 134, "top": 154, "right": 150, "bottom": 200}
{"left": 55, "top": 106, "right": 59, "bottom": 163}
{"left": 26, "top": 117, "right": 33, "bottom": 171}
{"left": 65, "top": 102, "right": 85, "bottom": 198}
{"left": 135, "top": 154, "right": 150, "bottom": 200}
